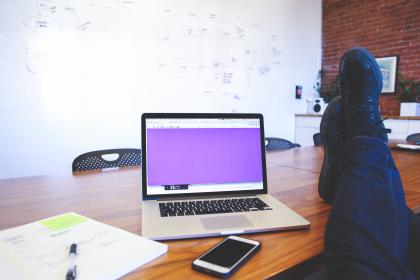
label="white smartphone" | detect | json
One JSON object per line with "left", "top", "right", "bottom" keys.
{"left": 192, "top": 235, "right": 261, "bottom": 279}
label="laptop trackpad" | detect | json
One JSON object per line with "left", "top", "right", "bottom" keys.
{"left": 200, "top": 215, "right": 253, "bottom": 230}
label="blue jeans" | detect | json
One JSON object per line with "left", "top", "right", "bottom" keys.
{"left": 324, "top": 136, "right": 420, "bottom": 279}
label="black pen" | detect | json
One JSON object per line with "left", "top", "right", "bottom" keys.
{"left": 66, "top": 243, "right": 77, "bottom": 280}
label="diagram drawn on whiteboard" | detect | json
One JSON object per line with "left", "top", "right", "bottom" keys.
{"left": 20, "top": 1, "right": 284, "bottom": 113}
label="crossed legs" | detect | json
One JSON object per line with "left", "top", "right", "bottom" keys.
{"left": 324, "top": 136, "right": 419, "bottom": 279}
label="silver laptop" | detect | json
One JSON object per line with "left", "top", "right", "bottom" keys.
{"left": 141, "top": 113, "right": 309, "bottom": 240}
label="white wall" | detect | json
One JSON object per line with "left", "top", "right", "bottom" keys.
{"left": 0, "top": 0, "right": 321, "bottom": 179}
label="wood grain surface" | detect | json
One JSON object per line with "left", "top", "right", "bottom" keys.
{"left": 0, "top": 147, "right": 419, "bottom": 279}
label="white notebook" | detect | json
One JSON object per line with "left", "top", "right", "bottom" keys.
{"left": 0, "top": 212, "right": 167, "bottom": 280}
{"left": 396, "top": 143, "right": 420, "bottom": 150}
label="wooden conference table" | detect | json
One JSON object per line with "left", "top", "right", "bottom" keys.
{"left": 1, "top": 146, "right": 420, "bottom": 279}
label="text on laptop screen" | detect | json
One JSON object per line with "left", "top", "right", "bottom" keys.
{"left": 145, "top": 118, "right": 264, "bottom": 195}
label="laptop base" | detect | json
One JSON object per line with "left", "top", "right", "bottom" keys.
{"left": 142, "top": 194, "right": 310, "bottom": 241}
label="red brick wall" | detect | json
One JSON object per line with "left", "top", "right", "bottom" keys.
{"left": 322, "top": 0, "right": 420, "bottom": 115}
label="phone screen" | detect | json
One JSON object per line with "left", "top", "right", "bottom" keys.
{"left": 199, "top": 238, "right": 256, "bottom": 268}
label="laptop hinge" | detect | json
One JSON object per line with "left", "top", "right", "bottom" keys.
{"left": 156, "top": 193, "right": 257, "bottom": 201}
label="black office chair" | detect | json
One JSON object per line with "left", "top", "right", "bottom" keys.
{"left": 313, "top": 133, "right": 323, "bottom": 146}
{"left": 72, "top": 148, "right": 141, "bottom": 172}
{"left": 406, "top": 133, "right": 420, "bottom": 145}
{"left": 265, "top": 137, "right": 300, "bottom": 152}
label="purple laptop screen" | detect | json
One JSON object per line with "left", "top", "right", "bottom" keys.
{"left": 146, "top": 128, "right": 263, "bottom": 186}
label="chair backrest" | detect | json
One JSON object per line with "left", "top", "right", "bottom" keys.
{"left": 265, "top": 137, "right": 300, "bottom": 152}
{"left": 313, "top": 132, "right": 323, "bottom": 146}
{"left": 72, "top": 148, "right": 141, "bottom": 172}
{"left": 406, "top": 133, "right": 420, "bottom": 145}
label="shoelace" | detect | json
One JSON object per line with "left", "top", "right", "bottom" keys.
{"left": 379, "top": 117, "right": 392, "bottom": 133}
{"left": 351, "top": 118, "right": 391, "bottom": 136}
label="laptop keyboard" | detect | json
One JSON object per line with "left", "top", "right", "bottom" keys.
{"left": 158, "top": 197, "right": 273, "bottom": 217}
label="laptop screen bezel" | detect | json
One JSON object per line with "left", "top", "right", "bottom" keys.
{"left": 141, "top": 113, "right": 268, "bottom": 200}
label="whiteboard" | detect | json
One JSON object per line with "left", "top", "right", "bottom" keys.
{"left": 0, "top": 0, "right": 321, "bottom": 179}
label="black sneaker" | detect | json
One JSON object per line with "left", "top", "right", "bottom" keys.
{"left": 318, "top": 96, "right": 346, "bottom": 204}
{"left": 339, "top": 47, "right": 390, "bottom": 142}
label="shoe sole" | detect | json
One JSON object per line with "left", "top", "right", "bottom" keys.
{"left": 318, "top": 98, "right": 341, "bottom": 204}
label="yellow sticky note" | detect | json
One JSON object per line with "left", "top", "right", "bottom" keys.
{"left": 40, "top": 213, "right": 87, "bottom": 231}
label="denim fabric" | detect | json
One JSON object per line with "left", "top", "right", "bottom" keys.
{"left": 324, "top": 136, "right": 418, "bottom": 280}
{"left": 408, "top": 209, "right": 420, "bottom": 279}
